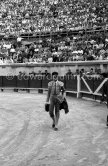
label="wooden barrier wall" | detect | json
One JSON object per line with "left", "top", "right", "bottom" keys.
{"left": 0, "top": 75, "right": 106, "bottom": 100}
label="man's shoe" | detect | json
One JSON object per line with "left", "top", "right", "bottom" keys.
{"left": 54, "top": 127, "right": 58, "bottom": 131}
{"left": 52, "top": 124, "right": 55, "bottom": 128}
{"left": 106, "top": 123, "right": 108, "bottom": 127}
{"left": 65, "top": 108, "right": 69, "bottom": 114}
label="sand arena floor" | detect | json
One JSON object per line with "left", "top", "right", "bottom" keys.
{"left": 0, "top": 91, "right": 108, "bottom": 166}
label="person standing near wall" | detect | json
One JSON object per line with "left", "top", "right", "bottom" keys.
{"left": 101, "top": 73, "right": 108, "bottom": 127}
{"left": 46, "top": 72, "right": 65, "bottom": 131}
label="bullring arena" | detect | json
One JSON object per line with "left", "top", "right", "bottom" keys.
{"left": 0, "top": 90, "right": 108, "bottom": 166}
{"left": 0, "top": 0, "right": 108, "bottom": 165}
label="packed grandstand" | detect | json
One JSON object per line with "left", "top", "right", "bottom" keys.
{"left": 0, "top": 0, "right": 108, "bottom": 63}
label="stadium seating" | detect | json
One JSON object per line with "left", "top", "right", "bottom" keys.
{"left": 0, "top": 0, "right": 108, "bottom": 63}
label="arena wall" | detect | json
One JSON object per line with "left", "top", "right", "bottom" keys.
{"left": 0, "top": 60, "right": 108, "bottom": 76}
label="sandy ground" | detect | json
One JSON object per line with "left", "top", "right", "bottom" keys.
{"left": 0, "top": 92, "right": 108, "bottom": 166}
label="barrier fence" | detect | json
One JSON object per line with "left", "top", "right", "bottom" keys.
{"left": 0, "top": 75, "right": 107, "bottom": 101}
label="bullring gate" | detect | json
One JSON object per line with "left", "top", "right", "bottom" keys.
{"left": 80, "top": 75, "right": 108, "bottom": 98}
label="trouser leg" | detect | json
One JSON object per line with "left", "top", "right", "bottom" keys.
{"left": 49, "top": 99, "right": 55, "bottom": 125}
{"left": 55, "top": 100, "right": 60, "bottom": 127}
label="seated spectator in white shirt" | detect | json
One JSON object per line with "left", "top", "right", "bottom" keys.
{"left": 98, "top": 54, "right": 103, "bottom": 60}
{"left": 32, "top": 57, "right": 38, "bottom": 63}
{"left": 3, "top": 43, "right": 11, "bottom": 50}
{"left": 10, "top": 45, "right": 15, "bottom": 56}
{"left": 36, "top": 57, "right": 42, "bottom": 63}
{"left": 4, "top": 57, "right": 13, "bottom": 64}
{"left": 28, "top": 56, "right": 33, "bottom": 63}
{"left": 48, "top": 56, "right": 53, "bottom": 63}
{"left": 98, "top": 43, "right": 104, "bottom": 49}
{"left": 23, "top": 57, "right": 28, "bottom": 63}
{"left": 0, "top": 58, "right": 3, "bottom": 64}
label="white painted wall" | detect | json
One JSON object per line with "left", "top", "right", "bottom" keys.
{"left": 0, "top": 60, "right": 107, "bottom": 76}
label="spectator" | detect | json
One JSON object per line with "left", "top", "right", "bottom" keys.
{"left": 0, "top": 58, "right": 4, "bottom": 64}
{"left": 66, "top": 69, "right": 73, "bottom": 76}
{"left": 43, "top": 70, "right": 51, "bottom": 77}
{"left": 17, "top": 56, "right": 23, "bottom": 63}
{"left": 0, "top": 0, "right": 108, "bottom": 64}
{"left": 86, "top": 68, "right": 95, "bottom": 75}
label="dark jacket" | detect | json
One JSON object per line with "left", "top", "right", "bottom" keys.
{"left": 59, "top": 98, "right": 69, "bottom": 114}
{"left": 45, "top": 98, "right": 69, "bottom": 114}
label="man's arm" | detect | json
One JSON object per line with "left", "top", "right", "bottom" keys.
{"left": 61, "top": 85, "right": 65, "bottom": 95}
{"left": 60, "top": 82, "right": 66, "bottom": 98}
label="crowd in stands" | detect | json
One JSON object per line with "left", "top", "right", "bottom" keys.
{"left": 0, "top": 0, "right": 108, "bottom": 63}
{"left": 0, "top": 30, "right": 108, "bottom": 63}
{"left": 0, "top": 0, "right": 108, "bottom": 36}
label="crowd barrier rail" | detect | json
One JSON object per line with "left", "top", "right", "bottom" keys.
{"left": 0, "top": 75, "right": 106, "bottom": 102}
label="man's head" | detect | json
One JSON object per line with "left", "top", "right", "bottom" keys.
{"left": 52, "top": 72, "right": 58, "bottom": 81}
{"left": 90, "top": 68, "right": 93, "bottom": 73}
{"left": 45, "top": 70, "right": 48, "bottom": 73}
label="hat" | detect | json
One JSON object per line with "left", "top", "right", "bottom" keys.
{"left": 52, "top": 72, "right": 58, "bottom": 76}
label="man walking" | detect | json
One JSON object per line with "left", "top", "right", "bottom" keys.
{"left": 46, "top": 72, "right": 65, "bottom": 131}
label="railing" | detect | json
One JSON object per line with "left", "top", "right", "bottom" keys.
{"left": 1, "top": 27, "right": 107, "bottom": 40}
